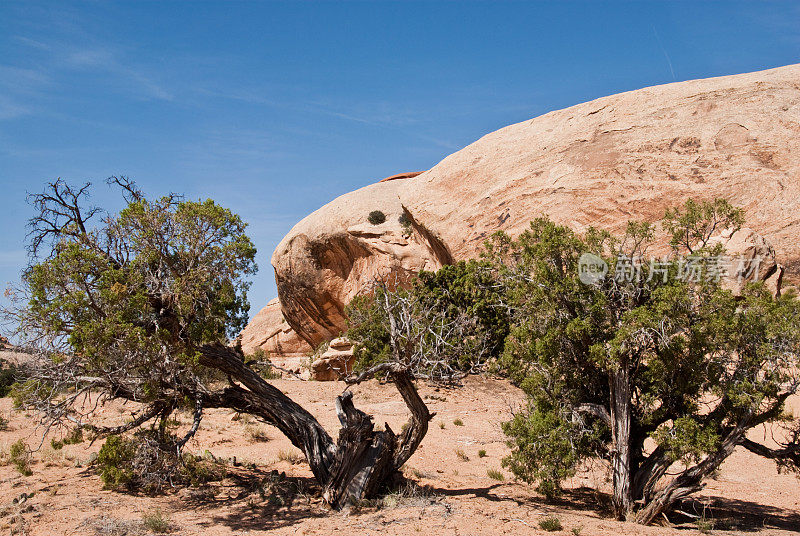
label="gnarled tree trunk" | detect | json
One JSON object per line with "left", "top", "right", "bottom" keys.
{"left": 634, "top": 420, "right": 748, "bottom": 524}
{"left": 610, "top": 366, "right": 633, "bottom": 520}
{"left": 198, "top": 344, "right": 431, "bottom": 508}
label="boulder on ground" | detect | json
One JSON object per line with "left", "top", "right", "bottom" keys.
{"left": 308, "top": 337, "right": 354, "bottom": 381}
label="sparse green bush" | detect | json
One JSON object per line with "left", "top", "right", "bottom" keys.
{"left": 367, "top": 210, "right": 386, "bottom": 225}
{"left": 51, "top": 427, "right": 84, "bottom": 450}
{"left": 398, "top": 213, "right": 413, "bottom": 237}
{"left": 408, "top": 467, "right": 428, "bottom": 479}
{"left": 379, "top": 481, "right": 439, "bottom": 510}
{"left": 453, "top": 418, "right": 464, "bottom": 426}
{"left": 439, "top": 422, "right": 445, "bottom": 429}
{"left": 487, "top": 468, "right": 504, "bottom": 481}
{"left": 539, "top": 517, "right": 562, "bottom": 532}
{"left": 10, "top": 439, "right": 32, "bottom": 476}
{"left": 696, "top": 515, "right": 714, "bottom": 534}
{"left": 96, "top": 435, "right": 134, "bottom": 489}
{"left": 346, "top": 260, "right": 508, "bottom": 376}
{"left": 96, "top": 432, "right": 224, "bottom": 493}
{"left": 455, "top": 448, "right": 469, "bottom": 461}
{"left": 245, "top": 348, "right": 281, "bottom": 380}
{"left": 142, "top": 508, "right": 170, "bottom": 533}
{"left": 478, "top": 449, "right": 487, "bottom": 458}
{"left": 0, "top": 359, "right": 21, "bottom": 398}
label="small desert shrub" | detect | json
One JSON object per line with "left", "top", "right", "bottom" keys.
{"left": 0, "top": 359, "right": 20, "bottom": 398}
{"left": 96, "top": 433, "right": 224, "bottom": 493}
{"left": 10, "top": 439, "right": 32, "bottom": 476}
{"left": 487, "top": 468, "right": 504, "bottom": 481}
{"left": 367, "top": 210, "right": 386, "bottom": 225}
{"left": 96, "top": 435, "right": 134, "bottom": 489}
{"left": 398, "top": 213, "right": 413, "bottom": 237}
{"left": 407, "top": 467, "right": 429, "bottom": 479}
{"left": 245, "top": 349, "right": 281, "bottom": 380}
{"left": 571, "top": 527, "right": 583, "bottom": 536}
{"left": 696, "top": 517, "right": 714, "bottom": 534}
{"left": 246, "top": 347, "right": 266, "bottom": 362}
{"left": 439, "top": 421, "right": 445, "bottom": 429}
{"left": 40, "top": 444, "right": 68, "bottom": 467}
{"left": 142, "top": 508, "right": 170, "bottom": 533}
{"left": 246, "top": 425, "right": 270, "bottom": 443}
{"left": 51, "top": 427, "right": 84, "bottom": 450}
{"left": 455, "top": 448, "right": 469, "bottom": 461}
{"left": 539, "top": 517, "right": 563, "bottom": 532}
{"left": 277, "top": 449, "right": 304, "bottom": 465}
{"left": 478, "top": 449, "right": 487, "bottom": 458}
{"left": 82, "top": 515, "right": 143, "bottom": 536}
{"left": 0, "top": 414, "right": 7, "bottom": 431}
{"left": 453, "top": 418, "right": 464, "bottom": 426}
{"left": 261, "top": 366, "right": 281, "bottom": 380}
{"left": 380, "top": 481, "right": 439, "bottom": 509}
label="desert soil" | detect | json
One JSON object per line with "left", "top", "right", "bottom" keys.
{"left": 1, "top": 375, "right": 798, "bottom": 535}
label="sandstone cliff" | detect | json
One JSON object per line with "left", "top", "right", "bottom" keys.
{"left": 250, "top": 64, "right": 800, "bottom": 351}
{"left": 239, "top": 298, "right": 313, "bottom": 357}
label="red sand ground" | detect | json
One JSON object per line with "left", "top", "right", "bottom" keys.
{"left": 1, "top": 376, "right": 798, "bottom": 535}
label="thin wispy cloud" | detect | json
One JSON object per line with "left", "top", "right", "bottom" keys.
{"left": 198, "top": 86, "right": 458, "bottom": 149}
{"left": 5, "top": 9, "right": 176, "bottom": 112}
{"left": 0, "top": 95, "right": 31, "bottom": 121}
{"left": 652, "top": 25, "right": 676, "bottom": 82}
{"left": 56, "top": 44, "right": 172, "bottom": 101}
{"left": 0, "top": 64, "right": 51, "bottom": 120}
{"left": 34, "top": 41, "right": 174, "bottom": 102}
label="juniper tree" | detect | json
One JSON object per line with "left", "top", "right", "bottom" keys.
{"left": 492, "top": 200, "right": 800, "bottom": 523}
{"left": 4, "top": 178, "right": 481, "bottom": 506}
{"left": 347, "top": 260, "right": 507, "bottom": 375}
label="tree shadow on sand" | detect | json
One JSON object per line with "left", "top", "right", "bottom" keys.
{"left": 173, "top": 473, "right": 800, "bottom": 534}
{"left": 431, "top": 482, "right": 609, "bottom": 514}
{"left": 432, "top": 483, "right": 800, "bottom": 533}
{"left": 670, "top": 496, "right": 800, "bottom": 533}
{"left": 177, "top": 468, "right": 330, "bottom": 532}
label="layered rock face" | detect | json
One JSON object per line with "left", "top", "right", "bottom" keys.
{"left": 256, "top": 64, "right": 800, "bottom": 351}
{"left": 271, "top": 178, "right": 451, "bottom": 348}
{"left": 239, "top": 298, "right": 313, "bottom": 357}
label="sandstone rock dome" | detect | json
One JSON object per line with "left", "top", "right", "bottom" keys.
{"left": 247, "top": 64, "right": 800, "bottom": 353}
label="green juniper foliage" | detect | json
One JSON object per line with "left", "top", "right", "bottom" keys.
{"left": 5, "top": 179, "right": 448, "bottom": 508}
{"left": 346, "top": 260, "right": 508, "bottom": 375}
{"left": 96, "top": 431, "right": 225, "bottom": 492}
{"left": 398, "top": 213, "right": 413, "bottom": 237}
{"left": 9, "top": 439, "right": 32, "bottom": 476}
{"left": 0, "top": 359, "right": 20, "bottom": 398}
{"left": 5, "top": 178, "right": 256, "bottom": 489}
{"left": 367, "top": 210, "right": 386, "bottom": 225}
{"left": 491, "top": 200, "right": 800, "bottom": 523}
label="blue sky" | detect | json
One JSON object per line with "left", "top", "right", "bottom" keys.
{"left": 1, "top": 1, "right": 798, "bottom": 319}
